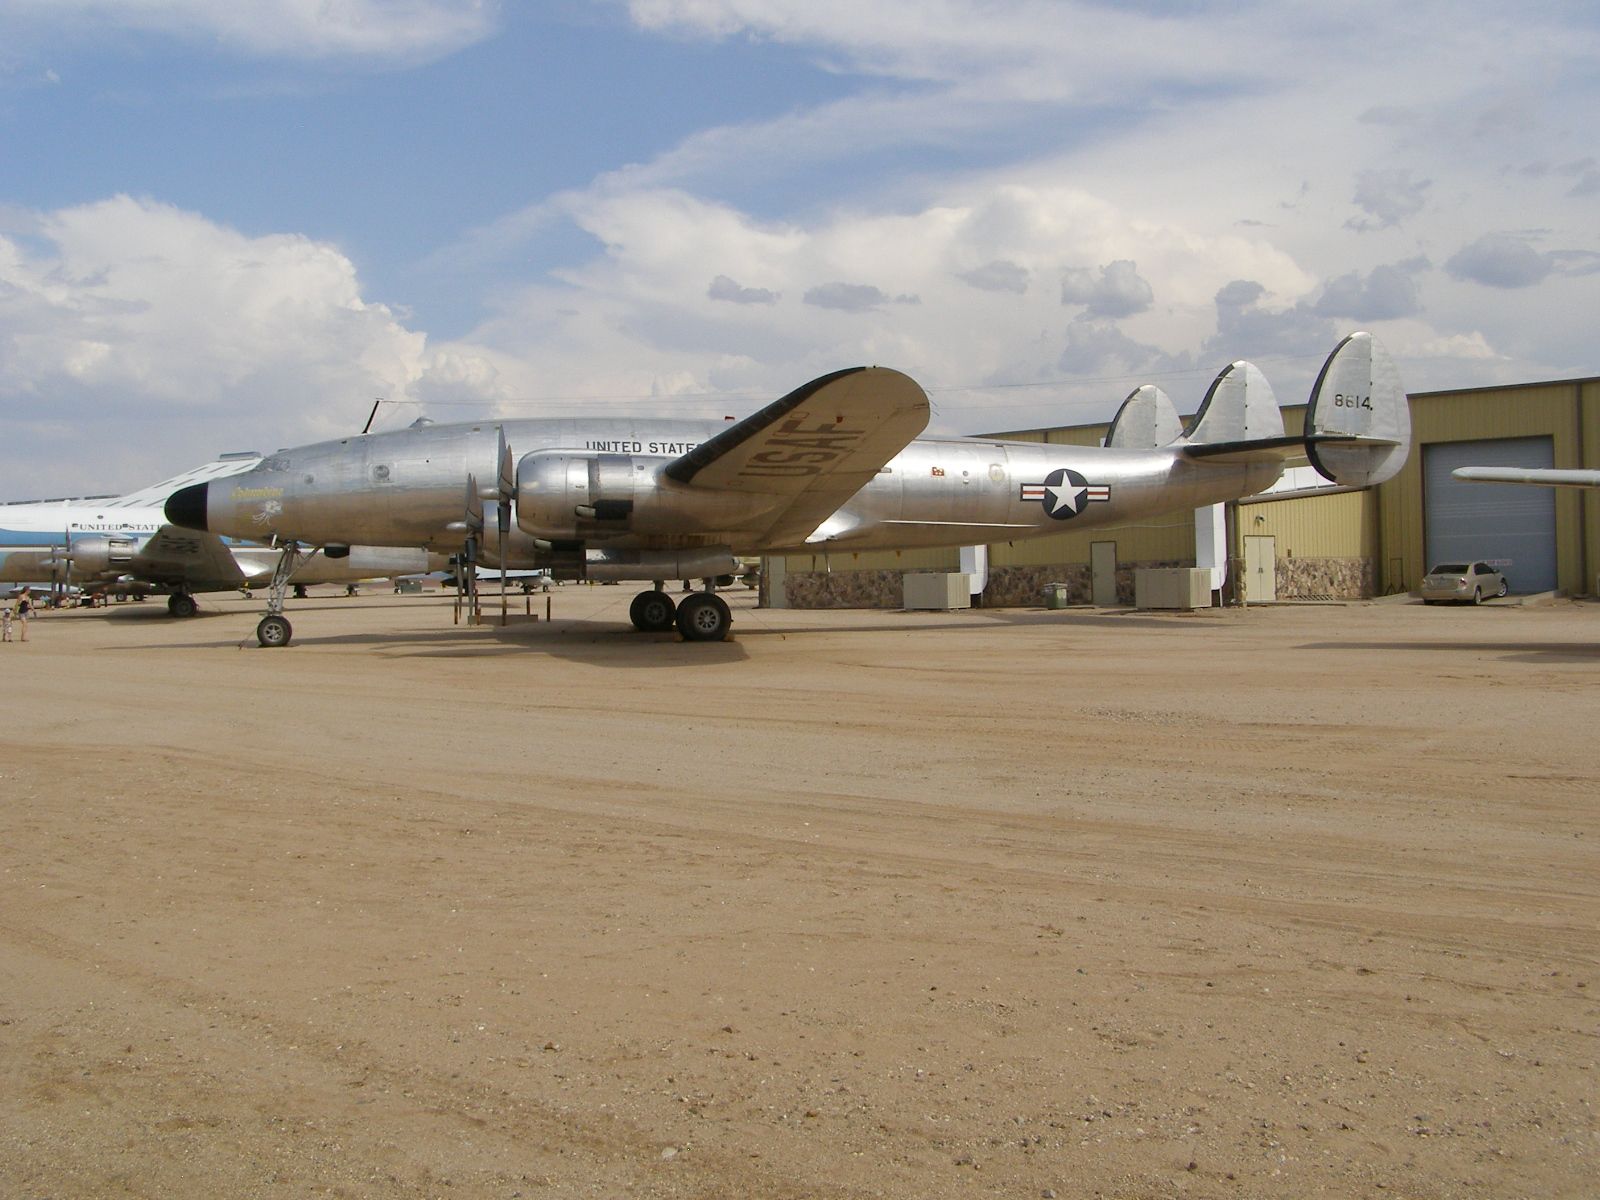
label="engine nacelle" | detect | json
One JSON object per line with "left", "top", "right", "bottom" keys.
{"left": 516, "top": 452, "right": 643, "bottom": 541}
{"left": 515, "top": 451, "right": 771, "bottom": 541}
{"left": 65, "top": 535, "right": 136, "bottom": 577}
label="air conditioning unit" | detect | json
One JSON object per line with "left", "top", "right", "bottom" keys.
{"left": 903, "top": 573, "right": 972, "bottom": 611}
{"left": 1135, "top": 568, "right": 1213, "bottom": 610}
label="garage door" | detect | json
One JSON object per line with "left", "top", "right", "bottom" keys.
{"left": 1423, "top": 436, "right": 1556, "bottom": 594}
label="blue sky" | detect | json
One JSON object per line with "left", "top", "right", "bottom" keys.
{"left": 3, "top": 0, "right": 1598, "bottom": 496}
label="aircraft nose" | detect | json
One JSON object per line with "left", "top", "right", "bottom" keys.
{"left": 165, "top": 482, "right": 210, "bottom": 531}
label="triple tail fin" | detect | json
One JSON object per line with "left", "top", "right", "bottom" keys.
{"left": 1105, "top": 385, "right": 1183, "bottom": 449}
{"left": 1304, "top": 332, "right": 1410, "bottom": 486}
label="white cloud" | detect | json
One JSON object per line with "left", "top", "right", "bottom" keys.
{"left": 1, "top": 0, "right": 497, "bottom": 62}
{"left": 0, "top": 196, "right": 495, "bottom": 494}
{"left": 448, "top": 181, "right": 1324, "bottom": 433}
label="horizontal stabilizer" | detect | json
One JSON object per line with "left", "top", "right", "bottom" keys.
{"left": 1105, "top": 385, "right": 1183, "bottom": 449}
{"left": 1305, "top": 332, "right": 1410, "bottom": 486}
{"left": 1179, "top": 435, "right": 1312, "bottom": 465}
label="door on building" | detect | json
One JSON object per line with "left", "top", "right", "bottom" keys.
{"left": 1423, "top": 436, "right": 1557, "bottom": 594}
{"left": 1090, "top": 541, "right": 1117, "bottom": 606}
{"left": 1244, "top": 535, "right": 1277, "bottom": 602}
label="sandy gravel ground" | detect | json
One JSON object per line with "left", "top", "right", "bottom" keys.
{"left": 1, "top": 585, "right": 1596, "bottom": 1199}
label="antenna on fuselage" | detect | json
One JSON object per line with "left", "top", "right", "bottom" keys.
{"left": 361, "top": 399, "right": 382, "bottom": 435}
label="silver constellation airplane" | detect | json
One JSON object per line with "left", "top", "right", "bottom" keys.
{"left": 1, "top": 454, "right": 448, "bottom": 613}
{"left": 1452, "top": 467, "right": 1600, "bottom": 488}
{"left": 165, "top": 332, "right": 1410, "bottom": 647}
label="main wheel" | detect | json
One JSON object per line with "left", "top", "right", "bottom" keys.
{"left": 167, "top": 593, "right": 198, "bottom": 618}
{"left": 256, "top": 614, "right": 292, "bottom": 647}
{"left": 675, "top": 593, "right": 732, "bottom": 642}
{"left": 629, "top": 590, "right": 677, "bottom": 632}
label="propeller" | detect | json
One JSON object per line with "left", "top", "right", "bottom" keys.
{"left": 446, "top": 473, "right": 485, "bottom": 622}
{"left": 59, "top": 523, "right": 72, "bottom": 607}
{"left": 496, "top": 426, "right": 514, "bottom": 626}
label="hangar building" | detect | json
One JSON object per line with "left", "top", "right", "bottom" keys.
{"left": 766, "top": 375, "right": 1600, "bottom": 607}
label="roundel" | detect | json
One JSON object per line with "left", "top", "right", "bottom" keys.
{"left": 1020, "top": 468, "right": 1111, "bottom": 520}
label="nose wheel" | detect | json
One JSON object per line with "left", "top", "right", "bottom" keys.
{"left": 256, "top": 614, "right": 293, "bottom": 647}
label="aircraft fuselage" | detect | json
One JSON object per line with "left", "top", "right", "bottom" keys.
{"left": 178, "top": 418, "right": 1283, "bottom": 569}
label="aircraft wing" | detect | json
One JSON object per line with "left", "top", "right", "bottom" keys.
{"left": 1453, "top": 467, "right": 1600, "bottom": 489}
{"left": 128, "top": 525, "right": 248, "bottom": 589}
{"left": 663, "top": 366, "right": 930, "bottom": 547}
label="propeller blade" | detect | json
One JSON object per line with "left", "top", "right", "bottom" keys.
{"left": 497, "top": 428, "right": 512, "bottom": 625}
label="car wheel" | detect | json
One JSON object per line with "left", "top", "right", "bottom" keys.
{"left": 1471, "top": 587, "right": 1482, "bottom": 605}
{"left": 1497, "top": 580, "right": 1508, "bottom": 598}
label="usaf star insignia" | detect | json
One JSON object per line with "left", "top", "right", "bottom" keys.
{"left": 1020, "top": 468, "right": 1110, "bottom": 520}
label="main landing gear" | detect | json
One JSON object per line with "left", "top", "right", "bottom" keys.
{"left": 627, "top": 582, "right": 733, "bottom": 642}
{"left": 167, "top": 592, "right": 198, "bottom": 618}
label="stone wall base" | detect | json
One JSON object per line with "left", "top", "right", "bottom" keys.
{"left": 1276, "top": 557, "right": 1376, "bottom": 600}
{"left": 781, "top": 555, "right": 1377, "bottom": 608}
{"left": 785, "top": 560, "right": 1195, "bottom": 609}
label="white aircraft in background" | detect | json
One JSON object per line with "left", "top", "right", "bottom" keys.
{"left": 1453, "top": 467, "right": 1600, "bottom": 488}
{"left": 1, "top": 454, "right": 447, "bottom": 614}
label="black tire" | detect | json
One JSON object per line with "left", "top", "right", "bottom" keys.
{"left": 1471, "top": 588, "right": 1482, "bottom": 606}
{"left": 256, "top": 614, "right": 292, "bottom": 648}
{"left": 629, "top": 590, "right": 677, "bottom": 632}
{"left": 1497, "top": 580, "right": 1508, "bottom": 598}
{"left": 168, "top": 593, "right": 198, "bottom": 618}
{"left": 675, "top": 593, "right": 732, "bottom": 642}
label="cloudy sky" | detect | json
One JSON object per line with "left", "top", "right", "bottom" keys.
{"left": 2, "top": 0, "right": 1597, "bottom": 497}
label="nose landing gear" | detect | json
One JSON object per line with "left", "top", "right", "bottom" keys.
{"left": 256, "top": 542, "right": 313, "bottom": 647}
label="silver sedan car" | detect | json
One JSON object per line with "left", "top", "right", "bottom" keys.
{"left": 1420, "top": 561, "right": 1509, "bottom": 605}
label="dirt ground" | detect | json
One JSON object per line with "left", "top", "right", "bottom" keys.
{"left": 1, "top": 584, "right": 1596, "bottom": 1199}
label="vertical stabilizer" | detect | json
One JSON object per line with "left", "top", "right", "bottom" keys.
{"left": 1183, "top": 361, "right": 1284, "bottom": 444}
{"left": 1105, "top": 385, "right": 1184, "bottom": 448}
{"left": 1305, "top": 332, "right": 1409, "bottom": 487}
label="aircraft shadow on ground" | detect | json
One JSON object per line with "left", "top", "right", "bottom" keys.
{"left": 99, "top": 605, "right": 1209, "bottom": 662}
{"left": 110, "top": 618, "right": 752, "bottom": 667}
{"left": 728, "top": 610, "right": 1225, "bottom": 636}
{"left": 1299, "top": 639, "right": 1600, "bottom": 665}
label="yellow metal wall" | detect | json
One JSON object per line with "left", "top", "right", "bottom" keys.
{"left": 987, "top": 512, "right": 1194, "bottom": 567}
{"left": 1241, "top": 488, "right": 1376, "bottom": 561}
{"left": 1376, "top": 381, "right": 1596, "bottom": 594}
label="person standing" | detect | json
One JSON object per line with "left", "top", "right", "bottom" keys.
{"left": 15, "top": 588, "right": 31, "bottom": 641}
{"left": 2, "top": 598, "right": 12, "bottom": 642}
